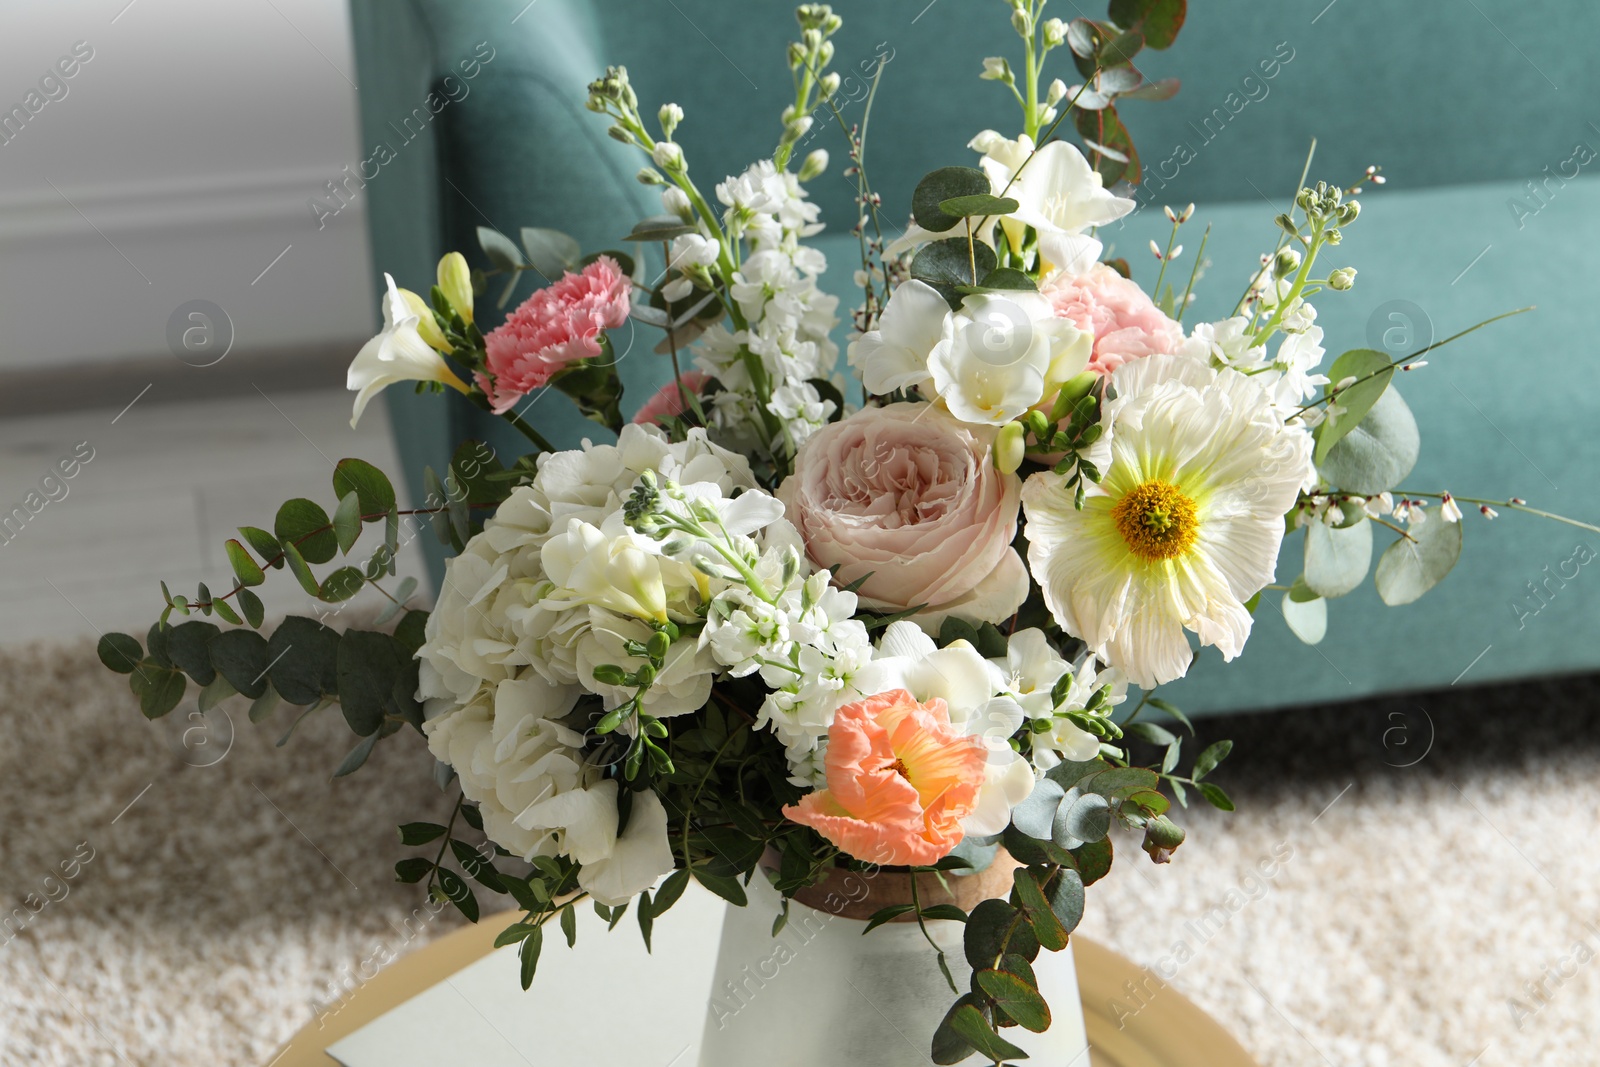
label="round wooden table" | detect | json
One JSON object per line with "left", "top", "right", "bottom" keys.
{"left": 271, "top": 913, "right": 1257, "bottom": 1066}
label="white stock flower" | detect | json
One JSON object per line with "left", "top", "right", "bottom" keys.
{"left": 1022, "top": 354, "right": 1314, "bottom": 688}
{"left": 347, "top": 273, "right": 469, "bottom": 427}
{"left": 928, "top": 292, "right": 1090, "bottom": 425}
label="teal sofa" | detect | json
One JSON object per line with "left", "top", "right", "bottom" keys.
{"left": 349, "top": 0, "right": 1600, "bottom": 715}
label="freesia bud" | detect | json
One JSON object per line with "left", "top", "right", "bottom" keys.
{"left": 436, "top": 252, "right": 474, "bottom": 325}
{"left": 398, "top": 288, "right": 449, "bottom": 353}
{"left": 995, "top": 421, "right": 1026, "bottom": 474}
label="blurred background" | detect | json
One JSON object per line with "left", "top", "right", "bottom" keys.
{"left": 1, "top": 2, "right": 1597, "bottom": 1065}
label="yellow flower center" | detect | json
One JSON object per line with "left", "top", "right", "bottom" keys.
{"left": 1112, "top": 479, "right": 1199, "bottom": 562}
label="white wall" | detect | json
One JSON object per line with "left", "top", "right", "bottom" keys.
{"left": 0, "top": 0, "right": 374, "bottom": 370}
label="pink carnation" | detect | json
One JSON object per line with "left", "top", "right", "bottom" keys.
{"left": 479, "top": 255, "right": 631, "bottom": 413}
{"left": 632, "top": 371, "right": 710, "bottom": 426}
{"left": 1042, "top": 263, "right": 1184, "bottom": 376}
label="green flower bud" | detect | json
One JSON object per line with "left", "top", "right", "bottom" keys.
{"left": 798, "top": 148, "right": 829, "bottom": 182}
{"left": 1273, "top": 248, "right": 1301, "bottom": 279}
{"left": 436, "top": 252, "right": 474, "bottom": 325}
{"left": 646, "top": 630, "right": 672, "bottom": 662}
{"left": 995, "top": 421, "right": 1026, "bottom": 474}
{"left": 1339, "top": 200, "right": 1361, "bottom": 224}
{"left": 1042, "top": 17, "right": 1067, "bottom": 47}
{"left": 1011, "top": 7, "right": 1031, "bottom": 36}
{"left": 636, "top": 167, "right": 665, "bottom": 186}
{"left": 1328, "top": 267, "right": 1357, "bottom": 291}
{"left": 658, "top": 102, "right": 683, "bottom": 138}
{"left": 1057, "top": 370, "right": 1099, "bottom": 409}
{"left": 591, "top": 663, "right": 629, "bottom": 687}
{"left": 398, "top": 288, "right": 450, "bottom": 353}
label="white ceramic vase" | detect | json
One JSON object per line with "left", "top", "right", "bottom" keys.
{"left": 698, "top": 855, "right": 1088, "bottom": 1067}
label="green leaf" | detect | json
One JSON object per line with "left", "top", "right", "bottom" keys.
{"left": 147, "top": 622, "right": 172, "bottom": 667}
{"left": 912, "top": 237, "right": 998, "bottom": 307}
{"left": 1054, "top": 791, "right": 1111, "bottom": 846}
{"left": 225, "top": 539, "right": 266, "bottom": 587}
{"left": 1047, "top": 867, "right": 1085, "bottom": 933}
{"left": 333, "top": 459, "right": 397, "bottom": 519}
{"left": 1125, "top": 722, "right": 1176, "bottom": 747}
{"left": 397, "top": 822, "right": 446, "bottom": 846}
{"left": 637, "top": 889, "right": 655, "bottom": 952}
{"left": 693, "top": 870, "right": 747, "bottom": 907}
{"left": 912, "top": 166, "right": 991, "bottom": 233}
{"left": 1315, "top": 349, "right": 1393, "bottom": 464}
{"left": 436, "top": 868, "right": 479, "bottom": 922}
{"left": 1009, "top": 777, "right": 1065, "bottom": 840}
{"left": 1097, "top": 28, "right": 1145, "bottom": 67}
{"left": 238, "top": 588, "right": 265, "bottom": 628}
{"left": 281, "top": 542, "right": 321, "bottom": 598}
{"left": 518, "top": 925, "right": 544, "bottom": 988}
{"left": 238, "top": 526, "right": 282, "bottom": 567}
{"left": 332, "top": 491, "right": 362, "bottom": 555}
{"left": 931, "top": 995, "right": 982, "bottom": 1065}
{"left": 197, "top": 672, "right": 235, "bottom": 713}
{"left": 267, "top": 616, "right": 340, "bottom": 705}
{"left": 1282, "top": 592, "right": 1327, "bottom": 644}
{"left": 937, "top": 193, "right": 1019, "bottom": 219}
{"left": 332, "top": 732, "right": 379, "bottom": 777}
{"left": 394, "top": 857, "right": 432, "bottom": 883}
{"left": 560, "top": 903, "right": 578, "bottom": 948}
{"left": 652, "top": 868, "right": 691, "bottom": 917}
{"left": 211, "top": 597, "right": 242, "bottom": 625}
{"left": 1193, "top": 739, "right": 1232, "bottom": 780}
{"left": 318, "top": 566, "right": 366, "bottom": 603}
{"left": 623, "top": 215, "right": 698, "bottom": 243}
{"left": 131, "top": 663, "right": 186, "bottom": 719}
{"left": 393, "top": 610, "right": 430, "bottom": 655}
{"left": 959, "top": 266, "right": 1038, "bottom": 295}
{"left": 976, "top": 969, "right": 1052, "bottom": 1033}
{"left": 1145, "top": 697, "right": 1192, "bottom": 735}
{"left": 1069, "top": 838, "right": 1114, "bottom": 886}
{"left": 248, "top": 684, "right": 280, "bottom": 723}
{"left": 494, "top": 921, "right": 539, "bottom": 949}
{"left": 1197, "top": 781, "right": 1235, "bottom": 811}
{"left": 965, "top": 898, "right": 1038, "bottom": 971}
{"left": 862, "top": 904, "right": 915, "bottom": 934}
{"left": 1119, "top": 76, "right": 1181, "bottom": 100}
{"left": 1011, "top": 868, "right": 1069, "bottom": 951}
{"left": 452, "top": 839, "right": 507, "bottom": 893}
{"left": 209, "top": 629, "right": 270, "bottom": 699}
{"left": 946, "top": 1000, "right": 1028, "bottom": 1062}
{"left": 1318, "top": 386, "right": 1420, "bottom": 495}
{"left": 1109, "top": 0, "right": 1187, "bottom": 49}
{"left": 521, "top": 227, "right": 581, "bottom": 281}
{"left": 1303, "top": 518, "right": 1373, "bottom": 599}
{"left": 477, "top": 226, "right": 524, "bottom": 271}
{"left": 1074, "top": 103, "right": 1140, "bottom": 185}
{"left": 1374, "top": 508, "right": 1463, "bottom": 605}
{"left": 165, "top": 621, "right": 219, "bottom": 685}
{"left": 918, "top": 904, "right": 970, "bottom": 923}
{"left": 336, "top": 630, "right": 410, "bottom": 736}
{"left": 98, "top": 633, "right": 143, "bottom": 674}
{"left": 275, "top": 498, "right": 336, "bottom": 565}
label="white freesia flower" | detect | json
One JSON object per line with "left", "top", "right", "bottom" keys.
{"left": 347, "top": 273, "right": 469, "bottom": 427}
{"left": 847, "top": 279, "right": 948, "bottom": 396}
{"left": 970, "top": 133, "right": 1134, "bottom": 275}
{"left": 1022, "top": 353, "right": 1314, "bottom": 688}
{"left": 928, "top": 292, "right": 1090, "bottom": 425}
{"left": 856, "top": 622, "right": 1035, "bottom": 836}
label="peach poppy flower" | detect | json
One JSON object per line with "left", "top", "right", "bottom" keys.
{"left": 783, "top": 689, "right": 987, "bottom": 866}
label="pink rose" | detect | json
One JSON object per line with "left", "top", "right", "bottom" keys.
{"left": 777, "top": 402, "right": 1027, "bottom": 629}
{"left": 479, "top": 255, "right": 631, "bottom": 413}
{"left": 1041, "top": 262, "right": 1183, "bottom": 376}
{"left": 631, "top": 371, "right": 710, "bottom": 426}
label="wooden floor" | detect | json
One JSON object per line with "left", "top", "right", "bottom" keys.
{"left": 0, "top": 387, "right": 427, "bottom": 646}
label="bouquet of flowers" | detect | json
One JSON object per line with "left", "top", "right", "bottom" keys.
{"left": 98, "top": 1, "right": 1576, "bottom": 1061}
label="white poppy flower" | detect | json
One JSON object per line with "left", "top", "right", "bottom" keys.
{"left": 1022, "top": 353, "right": 1314, "bottom": 688}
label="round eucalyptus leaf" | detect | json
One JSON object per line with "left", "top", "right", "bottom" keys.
{"left": 1375, "top": 508, "right": 1463, "bottom": 605}
{"left": 1318, "top": 386, "right": 1420, "bottom": 495}
{"left": 1282, "top": 592, "right": 1327, "bottom": 645}
{"left": 1304, "top": 517, "right": 1373, "bottom": 598}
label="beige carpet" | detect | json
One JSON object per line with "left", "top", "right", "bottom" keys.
{"left": 3, "top": 640, "right": 1597, "bottom": 1066}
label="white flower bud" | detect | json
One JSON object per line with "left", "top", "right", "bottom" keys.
{"left": 788, "top": 115, "right": 815, "bottom": 139}
{"left": 820, "top": 71, "right": 841, "bottom": 98}
{"left": 636, "top": 167, "right": 665, "bottom": 185}
{"left": 1046, "top": 78, "right": 1067, "bottom": 106}
{"left": 1011, "top": 8, "right": 1031, "bottom": 36}
{"left": 1043, "top": 17, "right": 1068, "bottom": 47}
{"left": 981, "top": 56, "right": 1013, "bottom": 83}
{"left": 662, "top": 186, "right": 693, "bottom": 222}
{"left": 651, "top": 141, "right": 685, "bottom": 171}
{"left": 818, "top": 40, "right": 834, "bottom": 66}
{"left": 658, "top": 102, "right": 683, "bottom": 137}
{"left": 798, "top": 148, "right": 829, "bottom": 182}
{"left": 1328, "top": 267, "right": 1357, "bottom": 290}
